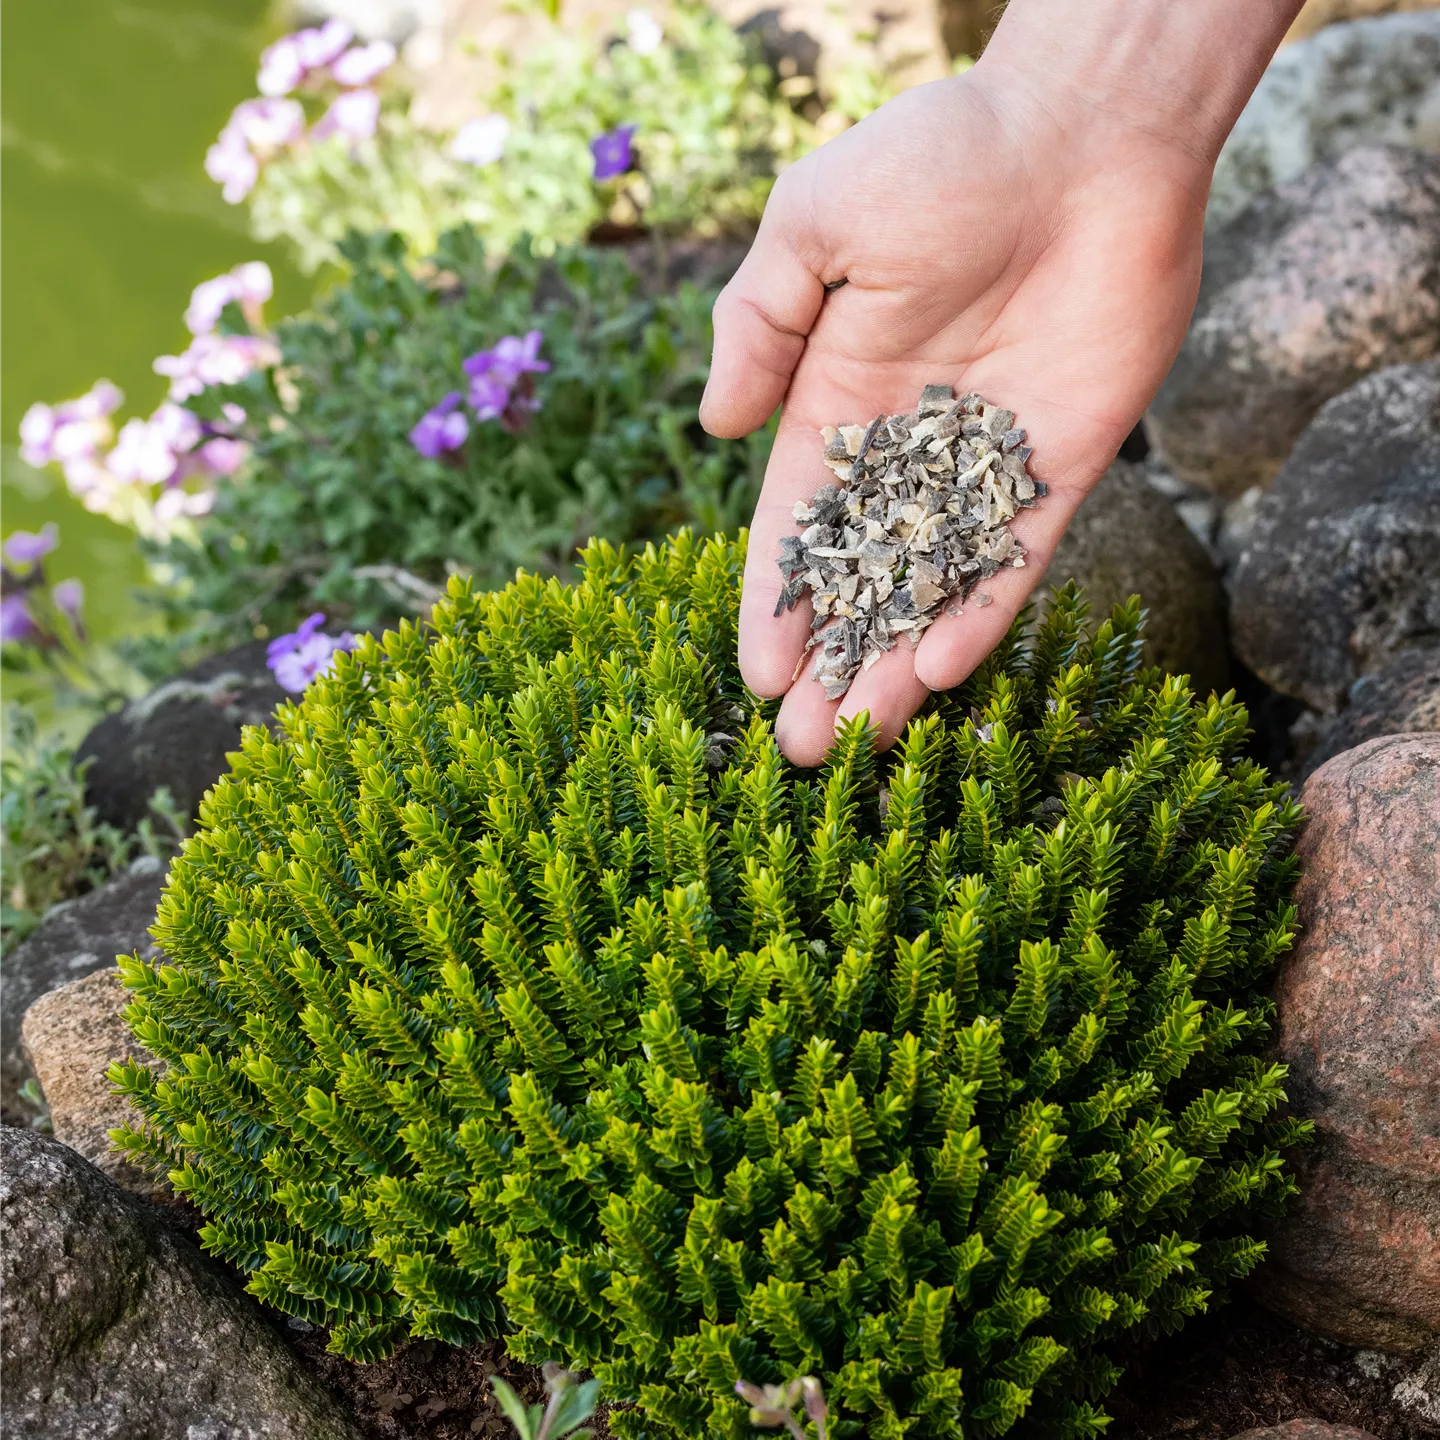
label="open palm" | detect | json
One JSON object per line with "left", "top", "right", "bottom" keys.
{"left": 701, "top": 68, "right": 1212, "bottom": 765}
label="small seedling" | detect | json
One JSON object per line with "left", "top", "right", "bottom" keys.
{"left": 736, "top": 1376, "right": 829, "bottom": 1440}
{"left": 490, "top": 1363, "right": 599, "bottom": 1440}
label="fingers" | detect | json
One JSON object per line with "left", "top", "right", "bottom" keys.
{"left": 699, "top": 177, "right": 829, "bottom": 441}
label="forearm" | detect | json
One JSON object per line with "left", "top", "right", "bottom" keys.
{"left": 977, "top": 0, "right": 1306, "bottom": 170}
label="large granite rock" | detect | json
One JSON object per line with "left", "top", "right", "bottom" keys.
{"left": 1255, "top": 734, "right": 1440, "bottom": 1353}
{"left": 1228, "top": 1425, "right": 1378, "bottom": 1440}
{"left": 1037, "top": 460, "right": 1230, "bottom": 698}
{"left": 1, "top": 857, "right": 165, "bottom": 1121}
{"left": 1228, "top": 359, "right": 1440, "bottom": 712}
{"left": 1299, "top": 646, "right": 1440, "bottom": 780}
{"left": 1209, "top": 13, "right": 1440, "bottom": 231}
{"left": 0, "top": 1126, "right": 360, "bottom": 1440}
{"left": 1148, "top": 144, "right": 1440, "bottom": 497}
{"left": 21, "top": 968, "right": 162, "bottom": 1198}
{"left": 76, "top": 640, "right": 285, "bottom": 833}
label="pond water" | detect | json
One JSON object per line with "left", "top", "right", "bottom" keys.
{"left": 1, "top": 0, "right": 309, "bottom": 679}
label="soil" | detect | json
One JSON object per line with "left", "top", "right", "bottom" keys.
{"left": 286, "top": 1292, "right": 1436, "bottom": 1440}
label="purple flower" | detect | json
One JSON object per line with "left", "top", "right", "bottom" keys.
{"left": 257, "top": 35, "right": 306, "bottom": 96}
{"left": 154, "top": 332, "right": 278, "bottom": 402}
{"left": 0, "top": 594, "right": 36, "bottom": 645}
{"left": 3, "top": 524, "right": 58, "bottom": 567}
{"left": 462, "top": 332, "right": 549, "bottom": 428}
{"left": 410, "top": 392, "right": 470, "bottom": 458}
{"left": 52, "top": 579, "right": 84, "bottom": 626}
{"left": 295, "top": 18, "right": 354, "bottom": 70}
{"left": 466, "top": 371, "right": 511, "bottom": 423}
{"left": 267, "top": 612, "right": 359, "bottom": 692}
{"left": 450, "top": 114, "right": 509, "bottom": 166}
{"left": 313, "top": 89, "right": 380, "bottom": 142}
{"left": 331, "top": 40, "right": 396, "bottom": 88}
{"left": 591, "top": 125, "right": 636, "bottom": 182}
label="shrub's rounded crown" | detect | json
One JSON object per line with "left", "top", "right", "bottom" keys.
{"left": 114, "top": 531, "right": 1306, "bottom": 1440}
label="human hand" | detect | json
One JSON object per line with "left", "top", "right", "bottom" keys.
{"left": 701, "top": 3, "right": 1295, "bottom": 765}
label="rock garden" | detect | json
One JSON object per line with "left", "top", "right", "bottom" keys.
{"left": 1, "top": 2, "right": 1437, "bottom": 1439}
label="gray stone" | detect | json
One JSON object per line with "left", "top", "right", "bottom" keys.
{"left": 1149, "top": 144, "right": 1440, "bottom": 497}
{"left": 1299, "top": 646, "right": 1440, "bottom": 779}
{"left": 1036, "top": 460, "right": 1230, "bottom": 698}
{"left": 2, "top": 858, "right": 165, "bottom": 1121}
{"left": 1209, "top": 12, "right": 1440, "bottom": 231}
{"left": 0, "top": 1126, "right": 360, "bottom": 1440}
{"left": 1228, "top": 358, "right": 1440, "bottom": 712}
{"left": 76, "top": 640, "right": 286, "bottom": 833}
{"left": 21, "top": 967, "right": 163, "bottom": 1199}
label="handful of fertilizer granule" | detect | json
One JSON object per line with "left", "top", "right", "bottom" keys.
{"left": 775, "top": 383, "right": 1046, "bottom": 700}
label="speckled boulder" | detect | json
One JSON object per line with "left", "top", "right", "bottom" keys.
{"left": 1149, "top": 144, "right": 1440, "bottom": 497}
{"left": 1228, "top": 359, "right": 1440, "bottom": 713}
{"left": 1037, "top": 460, "right": 1230, "bottom": 698}
{"left": 20, "top": 967, "right": 162, "bottom": 1198}
{"left": 1, "top": 857, "right": 165, "bottom": 1121}
{"left": 1228, "top": 1422, "right": 1379, "bottom": 1440}
{"left": 1254, "top": 734, "right": 1440, "bottom": 1353}
{"left": 0, "top": 1126, "right": 359, "bottom": 1440}
{"left": 1208, "top": 12, "right": 1440, "bottom": 231}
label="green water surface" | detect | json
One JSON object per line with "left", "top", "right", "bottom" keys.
{"left": 1, "top": 0, "right": 309, "bottom": 683}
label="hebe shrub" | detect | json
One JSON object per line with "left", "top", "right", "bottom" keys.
{"left": 113, "top": 532, "right": 1309, "bottom": 1439}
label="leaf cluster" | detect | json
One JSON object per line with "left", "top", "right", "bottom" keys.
{"left": 114, "top": 535, "right": 1309, "bottom": 1439}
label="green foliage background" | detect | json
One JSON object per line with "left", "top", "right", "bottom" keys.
{"left": 114, "top": 536, "right": 1307, "bottom": 1438}
{"left": 163, "top": 230, "right": 770, "bottom": 649}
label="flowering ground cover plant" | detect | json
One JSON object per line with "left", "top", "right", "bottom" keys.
{"left": 224, "top": 2, "right": 881, "bottom": 271}
{"left": 113, "top": 533, "right": 1309, "bottom": 1438}
{"left": 157, "top": 228, "right": 770, "bottom": 647}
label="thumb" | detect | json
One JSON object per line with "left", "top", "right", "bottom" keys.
{"left": 699, "top": 177, "right": 831, "bottom": 439}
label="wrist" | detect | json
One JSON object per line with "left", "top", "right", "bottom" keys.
{"left": 973, "top": 0, "right": 1304, "bottom": 176}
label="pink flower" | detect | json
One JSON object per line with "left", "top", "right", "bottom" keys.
{"left": 257, "top": 35, "right": 306, "bottom": 96}
{"left": 3, "top": 524, "right": 58, "bottom": 567}
{"left": 232, "top": 97, "right": 306, "bottom": 151}
{"left": 313, "top": 89, "right": 380, "bottom": 142}
{"left": 19, "top": 384, "right": 122, "bottom": 468}
{"left": 154, "top": 333, "right": 278, "bottom": 401}
{"left": 331, "top": 39, "right": 396, "bottom": 87}
{"left": 295, "top": 18, "right": 354, "bottom": 70}
{"left": 450, "top": 114, "right": 510, "bottom": 166}
{"left": 205, "top": 133, "right": 260, "bottom": 204}
{"left": 266, "top": 612, "right": 359, "bottom": 692}
{"left": 185, "top": 262, "right": 274, "bottom": 336}
{"left": 198, "top": 437, "right": 248, "bottom": 475}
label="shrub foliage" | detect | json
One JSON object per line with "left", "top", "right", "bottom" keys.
{"left": 114, "top": 533, "right": 1308, "bottom": 1439}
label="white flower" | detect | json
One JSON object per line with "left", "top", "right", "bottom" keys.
{"left": 450, "top": 114, "right": 510, "bottom": 167}
{"left": 626, "top": 8, "right": 664, "bottom": 55}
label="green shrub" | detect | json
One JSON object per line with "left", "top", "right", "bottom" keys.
{"left": 114, "top": 533, "right": 1308, "bottom": 1439}
{"left": 162, "top": 229, "right": 770, "bottom": 649}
